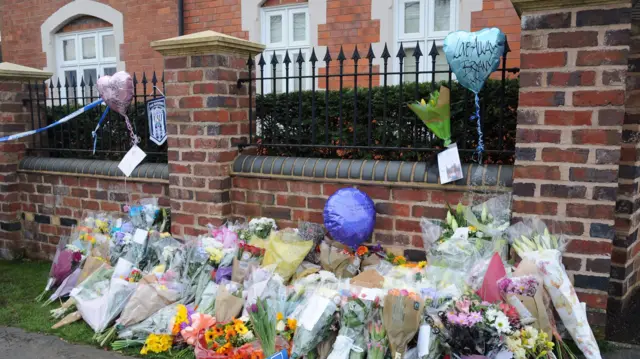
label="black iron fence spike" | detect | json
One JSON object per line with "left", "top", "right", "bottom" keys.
{"left": 247, "top": 55, "right": 255, "bottom": 67}
{"left": 133, "top": 72, "right": 138, "bottom": 85}
{"left": 351, "top": 45, "right": 361, "bottom": 61}
{"left": 366, "top": 44, "right": 375, "bottom": 60}
{"left": 142, "top": 72, "right": 148, "bottom": 84}
{"left": 429, "top": 41, "right": 439, "bottom": 58}
{"left": 381, "top": 43, "right": 391, "bottom": 60}
{"left": 397, "top": 43, "right": 406, "bottom": 59}
{"left": 310, "top": 48, "right": 318, "bottom": 63}
{"left": 259, "top": 53, "right": 266, "bottom": 66}
{"left": 504, "top": 38, "right": 511, "bottom": 55}
{"left": 152, "top": 71, "right": 158, "bottom": 84}
{"left": 284, "top": 50, "right": 292, "bottom": 64}
{"left": 414, "top": 41, "right": 423, "bottom": 58}
{"left": 337, "top": 46, "right": 346, "bottom": 61}
{"left": 296, "top": 49, "right": 304, "bottom": 64}
{"left": 323, "top": 47, "right": 332, "bottom": 62}
{"left": 80, "top": 76, "right": 85, "bottom": 87}
{"left": 271, "top": 51, "right": 279, "bottom": 65}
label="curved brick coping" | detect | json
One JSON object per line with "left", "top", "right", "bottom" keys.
{"left": 18, "top": 157, "right": 169, "bottom": 182}
{"left": 232, "top": 155, "right": 513, "bottom": 189}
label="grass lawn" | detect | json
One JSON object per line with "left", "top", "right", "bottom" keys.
{"left": 0, "top": 260, "right": 188, "bottom": 359}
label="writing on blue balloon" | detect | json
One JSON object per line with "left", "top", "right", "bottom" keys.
{"left": 451, "top": 37, "right": 502, "bottom": 93}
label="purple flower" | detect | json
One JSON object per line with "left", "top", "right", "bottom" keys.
{"left": 455, "top": 299, "right": 471, "bottom": 313}
{"left": 465, "top": 311, "right": 483, "bottom": 326}
{"left": 250, "top": 303, "right": 258, "bottom": 313}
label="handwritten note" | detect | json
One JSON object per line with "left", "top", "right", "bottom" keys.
{"left": 443, "top": 28, "right": 506, "bottom": 94}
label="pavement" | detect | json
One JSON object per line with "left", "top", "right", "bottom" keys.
{"left": 0, "top": 326, "right": 130, "bottom": 359}
{"left": 1, "top": 325, "right": 639, "bottom": 359}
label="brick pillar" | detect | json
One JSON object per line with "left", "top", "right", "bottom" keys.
{"left": 0, "top": 63, "right": 52, "bottom": 258}
{"left": 151, "top": 31, "right": 264, "bottom": 237}
{"left": 510, "top": 0, "right": 631, "bottom": 336}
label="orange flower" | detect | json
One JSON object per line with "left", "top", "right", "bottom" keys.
{"left": 356, "top": 246, "right": 368, "bottom": 256}
{"left": 388, "top": 288, "right": 401, "bottom": 296}
{"left": 393, "top": 255, "right": 407, "bottom": 265}
{"left": 212, "top": 326, "right": 224, "bottom": 338}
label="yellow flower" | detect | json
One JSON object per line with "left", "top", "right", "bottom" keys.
{"left": 235, "top": 323, "right": 248, "bottom": 335}
{"left": 287, "top": 318, "right": 297, "bottom": 331}
{"left": 418, "top": 261, "right": 427, "bottom": 268}
{"left": 469, "top": 226, "right": 477, "bottom": 232}
{"left": 140, "top": 346, "right": 148, "bottom": 355}
{"left": 276, "top": 312, "right": 283, "bottom": 321}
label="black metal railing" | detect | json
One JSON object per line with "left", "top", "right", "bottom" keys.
{"left": 25, "top": 72, "right": 167, "bottom": 163}
{"left": 238, "top": 41, "right": 520, "bottom": 164}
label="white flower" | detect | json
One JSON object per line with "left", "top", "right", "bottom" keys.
{"left": 485, "top": 308, "right": 499, "bottom": 321}
{"left": 513, "top": 348, "right": 526, "bottom": 359}
{"left": 276, "top": 320, "right": 286, "bottom": 332}
{"left": 242, "top": 331, "right": 255, "bottom": 341}
{"left": 493, "top": 314, "right": 512, "bottom": 334}
{"left": 162, "top": 246, "right": 177, "bottom": 261}
{"left": 525, "top": 326, "right": 539, "bottom": 340}
{"left": 505, "top": 337, "right": 520, "bottom": 352}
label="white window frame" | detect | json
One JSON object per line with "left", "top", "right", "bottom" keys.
{"left": 395, "top": 0, "right": 457, "bottom": 84}
{"left": 55, "top": 28, "right": 118, "bottom": 100}
{"left": 261, "top": 4, "right": 311, "bottom": 94}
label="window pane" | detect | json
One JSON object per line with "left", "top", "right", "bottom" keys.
{"left": 102, "top": 34, "right": 116, "bottom": 58}
{"left": 270, "top": 15, "right": 283, "bottom": 43}
{"left": 63, "top": 39, "right": 76, "bottom": 61}
{"left": 82, "top": 37, "right": 96, "bottom": 60}
{"left": 83, "top": 68, "right": 98, "bottom": 93}
{"left": 434, "top": 0, "right": 451, "bottom": 32}
{"left": 434, "top": 46, "right": 448, "bottom": 82}
{"left": 104, "top": 67, "right": 117, "bottom": 76}
{"left": 64, "top": 70, "right": 76, "bottom": 86}
{"left": 403, "top": 48, "right": 418, "bottom": 83}
{"left": 404, "top": 1, "right": 420, "bottom": 34}
{"left": 293, "top": 13, "right": 306, "bottom": 42}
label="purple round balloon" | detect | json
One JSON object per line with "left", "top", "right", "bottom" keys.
{"left": 323, "top": 188, "right": 376, "bottom": 248}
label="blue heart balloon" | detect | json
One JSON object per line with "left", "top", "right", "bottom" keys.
{"left": 443, "top": 28, "right": 506, "bottom": 94}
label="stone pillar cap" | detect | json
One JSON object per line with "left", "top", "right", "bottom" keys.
{"left": 511, "top": 0, "right": 628, "bottom": 15}
{"left": 0, "top": 62, "right": 52, "bottom": 80}
{"left": 151, "top": 30, "right": 266, "bottom": 57}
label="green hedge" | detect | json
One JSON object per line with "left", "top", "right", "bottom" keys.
{"left": 255, "top": 79, "right": 519, "bottom": 164}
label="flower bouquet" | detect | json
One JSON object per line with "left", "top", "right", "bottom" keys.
{"left": 291, "top": 292, "right": 339, "bottom": 359}
{"left": 319, "top": 239, "right": 361, "bottom": 279}
{"left": 508, "top": 218, "right": 599, "bottom": 359}
{"left": 263, "top": 229, "right": 314, "bottom": 282}
{"left": 505, "top": 326, "right": 555, "bottom": 359}
{"left": 97, "top": 271, "right": 184, "bottom": 346}
{"left": 436, "top": 295, "right": 519, "bottom": 359}
{"left": 407, "top": 86, "right": 452, "bottom": 147}
{"left": 366, "top": 304, "right": 387, "bottom": 359}
{"left": 327, "top": 293, "right": 373, "bottom": 359}
{"left": 36, "top": 238, "right": 83, "bottom": 301}
{"left": 196, "top": 319, "right": 255, "bottom": 358}
{"left": 382, "top": 289, "right": 424, "bottom": 359}
{"left": 299, "top": 221, "right": 326, "bottom": 264}
{"left": 233, "top": 242, "right": 265, "bottom": 283}
{"left": 128, "top": 198, "right": 161, "bottom": 230}
{"left": 215, "top": 285, "right": 245, "bottom": 323}
{"left": 497, "top": 275, "right": 539, "bottom": 324}
{"left": 248, "top": 298, "right": 277, "bottom": 357}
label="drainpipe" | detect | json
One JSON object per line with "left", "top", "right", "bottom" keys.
{"left": 178, "top": 0, "right": 184, "bottom": 36}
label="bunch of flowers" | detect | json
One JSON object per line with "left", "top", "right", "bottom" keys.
{"left": 505, "top": 326, "right": 555, "bottom": 359}
{"left": 210, "top": 225, "right": 240, "bottom": 249}
{"left": 367, "top": 304, "right": 387, "bottom": 359}
{"left": 171, "top": 304, "right": 194, "bottom": 336}
{"left": 206, "top": 247, "right": 224, "bottom": 266}
{"left": 247, "top": 217, "right": 277, "bottom": 240}
{"left": 248, "top": 298, "right": 277, "bottom": 357}
{"left": 124, "top": 268, "right": 143, "bottom": 283}
{"left": 237, "top": 243, "right": 265, "bottom": 262}
{"left": 204, "top": 319, "right": 254, "bottom": 354}
{"left": 385, "top": 252, "right": 407, "bottom": 266}
{"left": 275, "top": 311, "right": 296, "bottom": 342}
{"left": 437, "top": 295, "right": 522, "bottom": 358}
{"left": 140, "top": 333, "right": 172, "bottom": 355}
{"left": 497, "top": 276, "right": 539, "bottom": 297}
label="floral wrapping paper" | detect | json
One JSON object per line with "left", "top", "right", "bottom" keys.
{"left": 524, "top": 250, "right": 601, "bottom": 359}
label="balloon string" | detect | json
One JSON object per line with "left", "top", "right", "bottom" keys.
{"left": 123, "top": 115, "right": 140, "bottom": 146}
{"left": 470, "top": 93, "right": 483, "bottom": 163}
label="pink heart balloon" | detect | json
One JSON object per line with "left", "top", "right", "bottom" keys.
{"left": 97, "top": 71, "right": 134, "bottom": 116}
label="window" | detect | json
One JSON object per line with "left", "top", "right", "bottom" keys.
{"left": 396, "top": 0, "right": 456, "bottom": 83}
{"left": 261, "top": 5, "right": 311, "bottom": 93}
{"left": 56, "top": 29, "right": 117, "bottom": 98}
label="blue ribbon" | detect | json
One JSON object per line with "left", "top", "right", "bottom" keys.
{"left": 0, "top": 99, "right": 104, "bottom": 143}
{"left": 92, "top": 106, "right": 110, "bottom": 154}
{"left": 470, "top": 93, "right": 484, "bottom": 163}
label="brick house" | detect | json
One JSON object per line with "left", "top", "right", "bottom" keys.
{"left": 0, "top": 0, "right": 521, "bottom": 89}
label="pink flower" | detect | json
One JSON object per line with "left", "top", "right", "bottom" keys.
{"left": 465, "top": 311, "right": 483, "bottom": 326}
{"left": 180, "top": 313, "right": 216, "bottom": 346}
{"left": 400, "top": 289, "right": 409, "bottom": 297}
{"left": 455, "top": 299, "right": 471, "bottom": 313}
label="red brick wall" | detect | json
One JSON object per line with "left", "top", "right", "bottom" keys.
{"left": 471, "top": 0, "right": 521, "bottom": 70}
{"left": 17, "top": 172, "right": 169, "bottom": 259}
{"left": 0, "top": 0, "right": 177, "bottom": 76}
{"left": 183, "top": 0, "right": 248, "bottom": 40}
{"left": 318, "top": 0, "right": 381, "bottom": 88}
{"left": 59, "top": 15, "right": 111, "bottom": 33}
{"left": 231, "top": 176, "right": 490, "bottom": 251}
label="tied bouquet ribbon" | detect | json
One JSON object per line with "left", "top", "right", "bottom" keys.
{"left": 0, "top": 71, "right": 138, "bottom": 151}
